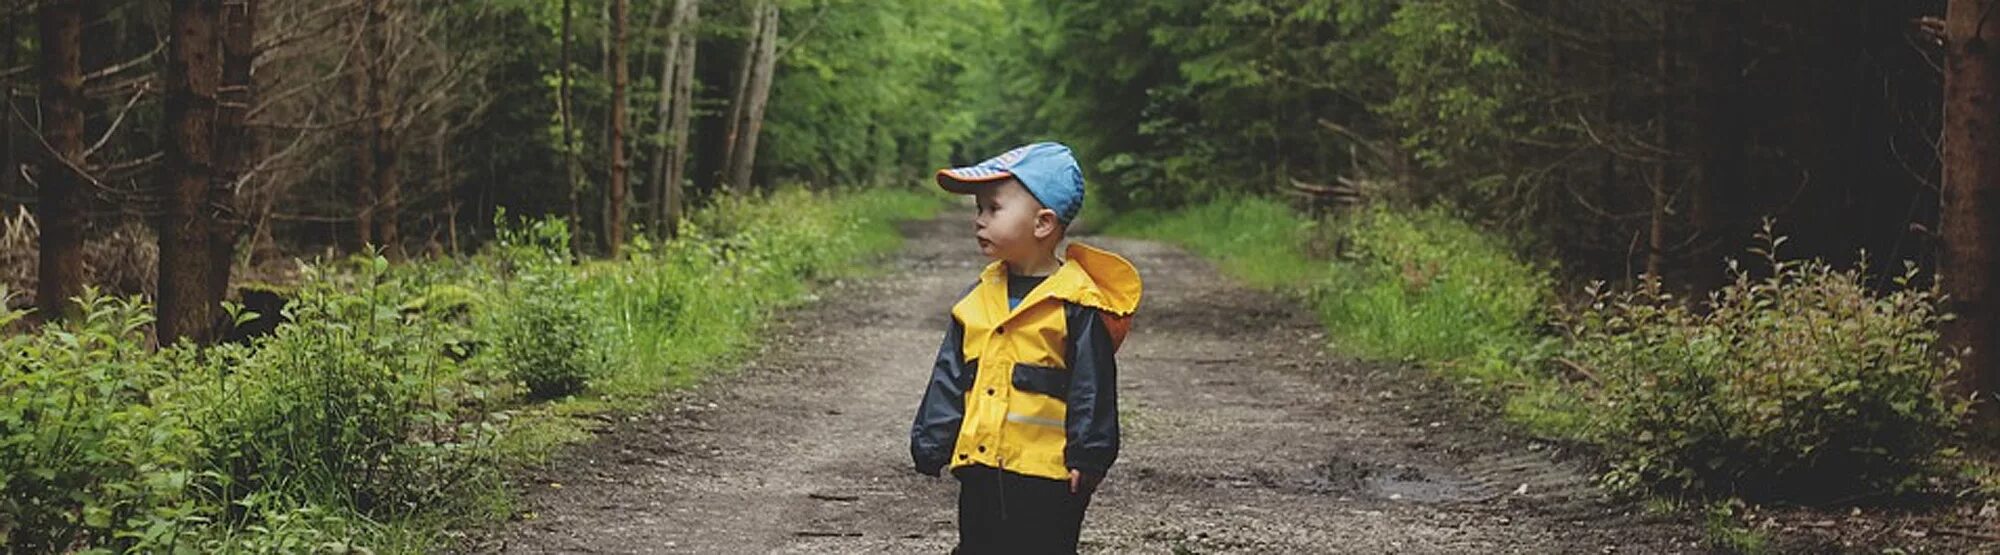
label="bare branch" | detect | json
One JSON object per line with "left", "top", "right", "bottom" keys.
{"left": 82, "top": 42, "right": 166, "bottom": 83}
{"left": 83, "top": 82, "right": 151, "bottom": 160}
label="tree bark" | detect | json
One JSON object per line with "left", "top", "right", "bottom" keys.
{"left": 2, "top": 9, "right": 20, "bottom": 210}
{"left": 350, "top": 3, "right": 376, "bottom": 248}
{"left": 212, "top": 0, "right": 257, "bottom": 331}
{"left": 36, "top": 0, "right": 85, "bottom": 320}
{"left": 1941, "top": 0, "right": 2000, "bottom": 418}
{"left": 651, "top": 0, "right": 699, "bottom": 237}
{"left": 724, "top": 1, "right": 778, "bottom": 193}
{"left": 1647, "top": 6, "right": 1672, "bottom": 281}
{"left": 606, "top": 0, "right": 630, "bottom": 257}
{"left": 665, "top": 1, "right": 701, "bottom": 235}
{"left": 158, "top": 0, "right": 223, "bottom": 345}
{"left": 1686, "top": 0, "right": 1745, "bottom": 290}
{"left": 718, "top": 3, "right": 758, "bottom": 192}
{"left": 560, "top": 0, "right": 582, "bottom": 258}
{"left": 366, "top": 0, "right": 400, "bottom": 260}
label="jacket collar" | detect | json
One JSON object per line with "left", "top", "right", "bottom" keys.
{"left": 972, "top": 241, "right": 1143, "bottom": 325}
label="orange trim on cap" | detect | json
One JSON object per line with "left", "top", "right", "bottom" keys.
{"left": 935, "top": 168, "right": 1014, "bottom": 182}
{"left": 935, "top": 168, "right": 1015, "bottom": 193}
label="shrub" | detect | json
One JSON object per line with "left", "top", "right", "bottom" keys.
{"left": 205, "top": 255, "right": 499, "bottom": 517}
{"left": 0, "top": 287, "right": 208, "bottom": 552}
{"left": 482, "top": 215, "right": 602, "bottom": 401}
{"left": 1559, "top": 229, "right": 1968, "bottom": 501}
{"left": 487, "top": 270, "right": 600, "bottom": 400}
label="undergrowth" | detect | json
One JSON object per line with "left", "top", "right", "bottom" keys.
{"left": 1108, "top": 196, "right": 1971, "bottom": 508}
{"left": 0, "top": 186, "right": 941, "bottom": 553}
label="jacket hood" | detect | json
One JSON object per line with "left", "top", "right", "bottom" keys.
{"left": 1053, "top": 242, "right": 1141, "bottom": 317}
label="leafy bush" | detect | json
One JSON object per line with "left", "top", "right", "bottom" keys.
{"left": 482, "top": 212, "right": 603, "bottom": 401}
{"left": 1559, "top": 230, "right": 1968, "bottom": 501}
{"left": 0, "top": 287, "right": 207, "bottom": 552}
{"left": 206, "top": 255, "right": 499, "bottom": 515}
{"left": 488, "top": 271, "right": 600, "bottom": 401}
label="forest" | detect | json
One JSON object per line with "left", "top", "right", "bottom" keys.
{"left": 3, "top": 0, "right": 1999, "bottom": 551}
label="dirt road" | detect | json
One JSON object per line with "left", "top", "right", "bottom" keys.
{"left": 483, "top": 216, "right": 1703, "bottom": 554}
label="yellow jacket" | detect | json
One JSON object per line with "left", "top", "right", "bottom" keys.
{"left": 911, "top": 242, "right": 1142, "bottom": 481}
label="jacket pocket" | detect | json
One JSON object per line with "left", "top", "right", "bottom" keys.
{"left": 1011, "top": 363, "right": 1070, "bottom": 400}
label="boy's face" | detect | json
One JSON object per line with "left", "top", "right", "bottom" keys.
{"left": 971, "top": 179, "right": 1059, "bottom": 264}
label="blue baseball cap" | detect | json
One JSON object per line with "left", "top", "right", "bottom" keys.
{"left": 936, "top": 142, "right": 1085, "bottom": 224}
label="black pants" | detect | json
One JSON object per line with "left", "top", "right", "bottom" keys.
{"left": 951, "top": 465, "right": 1092, "bottom": 555}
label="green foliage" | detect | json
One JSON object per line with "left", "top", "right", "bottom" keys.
{"left": 1318, "top": 205, "right": 1551, "bottom": 364}
{"left": 204, "top": 254, "right": 502, "bottom": 519}
{"left": 1103, "top": 196, "right": 1325, "bottom": 290}
{"left": 1560, "top": 228, "right": 1968, "bottom": 501}
{"left": 763, "top": 0, "right": 1001, "bottom": 186}
{"left": 0, "top": 288, "right": 205, "bottom": 552}
{"left": 485, "top": 216, "right": 603, "bottom": 400}
{"left": 1109, "top": 198, "right": 1573, "bottom": 439}
{"left": 988, "top": 0, "right": 1539, "bottom": 209}
{"left": 1700, "top": 499, "right": 1772, "bottom": 554}
{"left": 586, "top": 186, "right": 943, "bottom": 400}
{"left": 0, "top": 188, "right": 940, "bottom": 553}
{"left": 1369, "top": 1, "right": 1528, "bottom": 171}
{"left": 1120, "top": 198, "right": 1970, "bottom": 502}
{"left": 1107, "top": 198, "right": 1552, "bottom": 372}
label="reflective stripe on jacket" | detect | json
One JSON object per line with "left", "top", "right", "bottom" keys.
{"left": 911, "top": 242, "right": 1142, "bottom": 481}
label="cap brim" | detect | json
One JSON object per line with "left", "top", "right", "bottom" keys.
{"left": 935, "top": 167, "right": 1013, "bottom": 194}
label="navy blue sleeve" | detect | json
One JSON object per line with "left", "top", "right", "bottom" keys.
{"left": 910, "top": 316, "right": 971, "bottom": 477}
{"left": 1062, "top": 304, "right": 1120, "bottom": 476}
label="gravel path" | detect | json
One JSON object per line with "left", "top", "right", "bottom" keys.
{"left": 480, "top": 215, "right": 1704, "bottom": 554}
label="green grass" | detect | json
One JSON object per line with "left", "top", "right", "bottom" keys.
{"left": 480, "top": 185, "right": 945, "bottom": 534}
{"left": 1103, "top": 199, "right": 1326, "bottom": 289}
{"left": 1105, "top": 196, "right": 1588, "bottom": 440}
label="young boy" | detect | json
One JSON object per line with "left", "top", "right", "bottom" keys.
{"left": 910, "top": 142, "right": 1142, "bottom": 554}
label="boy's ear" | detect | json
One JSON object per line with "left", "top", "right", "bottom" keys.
{"left": 1034, "top": 208, "right": 1061, "bottom": 239}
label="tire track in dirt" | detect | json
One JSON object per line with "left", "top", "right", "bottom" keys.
{"left": 477, "top": 215, "right": 1705, "bottom": 554}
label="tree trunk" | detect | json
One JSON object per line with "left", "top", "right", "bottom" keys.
{"left": 1941, "top": 0, "right": 2000, "bottom": 419}
{"left": 158, "top": 0, "right": 223, "bottom": 345}
{"left": 652, "top": 0, "right": 699, "bottom": 237}
{"left": 2, "top": 10, "right": 19, "bottom": 210}
{"left": 1686, "top": 0, "right": 1745, "bottom": 290}
{"left": 36, "top": 0, "right": 85, "bottom": 321}
{"left": 649, "top": 1, "right": 681, "bottom": 231}
{"left": 436, "top": 119, "right": 458, "bottom": 254}
{"left": 1647, "top": 6, "right": 1672, "bottom": 281}
{"left": 606, "top": 0, "right": 630, "bottom": 257}
{"left": 664, "top": 1, "right": 701, "bottom": 236}
{"left": 351, "top": 4, "right": 376, "bottom": 249}
{"left": 718, "top": 4, "right": 758, "bottom": 192}
{"left": 560, "top": 0, "right": 582, "bottom": 258}
{"left": 724, "top": 2, "right": 778, "bottom": 193}
{"left": 212, "top": 0, "right": 257, "bottom": 332}
{"left": 366, "top": 0, "right": 400, "bottom": 260}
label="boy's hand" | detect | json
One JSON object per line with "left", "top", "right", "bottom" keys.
{"left": 1068, "top": 469, "right": 1102, "bottom": 495}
